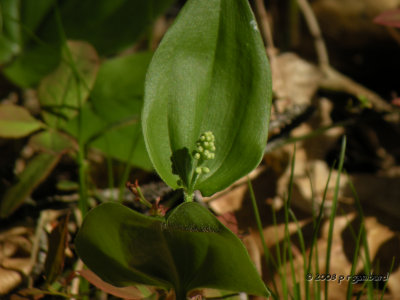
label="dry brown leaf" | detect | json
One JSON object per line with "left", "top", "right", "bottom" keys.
{"left": 0, "top": 268, "right": 23, "bottom": 295}
{"left": 272, "top": 53, "right": 322, "bottom": 107}
{"left": 2, "top": 258, "right": 32, "bottom": 275}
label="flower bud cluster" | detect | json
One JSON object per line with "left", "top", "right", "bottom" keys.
{"left": 192, "top": 131, "right": 215, "bottom": 175}
{"left": 193, "top": 131, "right": 216, "bottom": 160}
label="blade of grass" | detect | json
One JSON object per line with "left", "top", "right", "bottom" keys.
{"left": 304, "top": 169, "right": 315, "bottom": 299}
{"left": 324, "top": 136, "right": 346, "bottom": 300}
{"left": 314, "top": 235, "right": 321, "bottom": 300}
{"left": 265, "top": 121, "right": 351, "bottom": 154}
{"left": 346, "top": 174, "right": 374, "bottom": 299}
{"left": 284, "top": 145, "right": 300, "bottom": 299}
{"left": 289, "top": 210, "right": 307, "bottom": 300}
{"left": 380, "top": 257, "right": 395, "bottom": 300}
{"left": 346, "top": 223, "right": 364, "bottom": 299}
{"left": 247, "top": 177, "right": 279, "bottom": 299}
{"left": 271, "top": 202, "right": 285, "bottom": 299}
{"left": 306, "top": 162, "right": 335, "bottom": 300}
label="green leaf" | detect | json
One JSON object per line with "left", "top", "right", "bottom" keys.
{"left": 29, "top": 130, "right": 75, "bottom": 154}
{"left": 1, "top": 0, "right": 175, "bottom": 86}
{"left": 3, "top": 42, "right": 63, "bottom": 87}
{"left": 38, "top": 40, "right": 100, "bottom": 127}
{"left": 91, "top": 52, "right": 152, "bottom": 124}
{"left": 1, "top": 2, "right": 62, "bottom": 87}
{"left": 75, "top": 202, "right": 269, "bottom": 299}
{"left": 0, "top": 0, "right": 21, "bottom": 64}
{"left": 59, "top": 0, "right": 176, "bottom": 55}
{"left": 64, "top": 52, "right": 153, "bottom": 170}
{"left": 0, "top": 104, "right": 44, "bottom": 138}
{"left": 19, "top": 0, "right": 54, "bottom": 41}
{"left": 0, "top": 152, "right": 60, "bottom": 218}
{"left": 142, "top": 0, "right": 272, "bottom": 196}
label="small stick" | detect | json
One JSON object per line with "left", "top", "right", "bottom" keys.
{"left": 254, "top": 0, "right": 278, "bottom": 57}
{"left": 297, "top": 0, "right": 395, "bottom": 114}
{"left": 70, "top": 259, "right": 84, "bottom": 300}
{"left": 296, "top": 0, "right": 329, "bottom": 69}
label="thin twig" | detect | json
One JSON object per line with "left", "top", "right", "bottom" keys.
{"left": 320, "top": 67, "right": 394, "bottom": 113}
{"left": 254, "top": 0, "right": 277, "bottom": 56}
{"left": 297, "top": 0, "right": 395, "bottom": 114}
{"left": 70, "top": 259, "right": 84, "bottom": 300}
{"left": 296, "top": 0, "right": 329, "bottom": 69}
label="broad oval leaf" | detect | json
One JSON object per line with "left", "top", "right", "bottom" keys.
{"left": 59, "top": 0, "right": 176, "bottom": 55}
{"left": 64, "top": 52, "right": 153, "bottom": 170}
{"left": 1, "top": 0, "right": 175, "bottom": 87}
{"left": 75, "top": 202, "right": 269, "bottom": 299}
{"left": 142, "top": 0, "right": 272, "bottom": 196}
{"left": 38, "top": 40, "right": 100, "bottom": 127}
{"left": 0, "top": 104, "right": 44, "bottom": 138}
{"left": 29, "top": 130, "right": 75, "bottom": 154}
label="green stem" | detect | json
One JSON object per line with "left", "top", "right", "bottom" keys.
{"left": 184, "top": 191, "right": 194, "bottom": 202}
{"left": 135, "top": 184, "right": 153, "bottom": 209}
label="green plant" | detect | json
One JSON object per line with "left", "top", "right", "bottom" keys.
{"left": 75, "top": 0, "right": 272, "bottom": 298}
{"left": 249, "top": 138, "right": 394, "bottom": 300}
{"left": 0, "top": 0, "right": 174, "bottom": 218}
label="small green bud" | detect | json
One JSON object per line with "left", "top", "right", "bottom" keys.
{"left": 202, "top": 167, "right": 210, "bottom": 173}
{"left": 194, "top": 153, "right": 201, "bottom": 160}
{"left": 195, "top": 167, "right": 202, "bottom": 174}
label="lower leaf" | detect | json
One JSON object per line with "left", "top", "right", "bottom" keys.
{"left": 75, "top": 202, "right": 269, "bottom": 298}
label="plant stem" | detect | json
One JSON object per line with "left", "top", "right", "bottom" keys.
{"left": 184, "top": 191, "right": 194, "bottom": 202}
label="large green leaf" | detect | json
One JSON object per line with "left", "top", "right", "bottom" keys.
{"left": 38, "top": 40, "right": 100, "bottom": 128}
{"left": 0, "top": 104, "right": 45, "bottom": 138}
{"left": 142, "top": 0, "right": 272, "bottom": 197}
{"left": 64, "top": 52, "right": 153, "bottom": 170}
{"left": 59, "top": 0, "right": 176, "bottom": 55}
{"left": 75, "top": 202, "right": 269, "bottom": 299}
{"left": 1, "top": 0, "right": 62, "bottom": 87}
{"left": 1, "top": 0, "right": 176, "bottom": 86}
